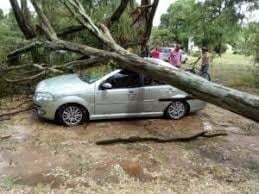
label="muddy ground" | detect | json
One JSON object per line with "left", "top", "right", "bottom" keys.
{"left": 0, "top": 96, "right": 259, "bottom": 193}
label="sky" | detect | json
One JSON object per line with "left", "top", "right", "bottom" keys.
{"left": 0, "top": 0, "right": 257, "bottom": 25}
{"left": 148, "top": 0, "right": 176, "bottom": 26}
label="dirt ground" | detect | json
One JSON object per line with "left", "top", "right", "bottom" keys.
{"left": 0, "top": 96, "right": 259, "bottom": 193}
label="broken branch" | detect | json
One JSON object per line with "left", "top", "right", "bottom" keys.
{"left": 60, "top": 57, "right": 110, "bottom": 69}
{"left": 0, "top": 117, "right": 11, "bottom": 122}
{"left": 4, "top": 71, "right": 46, "bottom": 83}
{"left": 7, "top": 41, "right": 42, "bottom": 61}
{"left": 0, "top": 135, "right": 12, "bottom": 140}
{"left": 96, "top": 130, "right": 228, "bottom": 145}
{"left": 0, "top": 106, "right": 34, "bottom": 118}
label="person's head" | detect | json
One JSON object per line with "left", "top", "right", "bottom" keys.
{"left": 201, "top": 47, "right": 208, "bottom": 53}
{"left": 175, "top": 44, "right": 180, "bottom": 51}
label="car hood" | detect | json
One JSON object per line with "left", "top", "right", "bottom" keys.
{"left": 35, "top": 74, "right": 89, "bottom": 95}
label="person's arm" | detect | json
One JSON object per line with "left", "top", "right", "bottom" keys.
{"left": 194, "top": 56, "right": 201, "bottom": 64}
{"left": 168, "top": 52, "right": 171, "bottom": 62}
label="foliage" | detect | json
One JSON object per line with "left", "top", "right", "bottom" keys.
{"left": 0, "top": 10, "right": 24, "bottom": 62}
{"left": 0, "top": 0, "right": 139, "bottom": 96}
{"left": 153, "top": 0, "right": 258, "bottom": 55}
{"left": 235, "top": 22, "right": 259, "bottom": 62}
{"left": 151, "top": 27, "right": 176, "bottom": 46}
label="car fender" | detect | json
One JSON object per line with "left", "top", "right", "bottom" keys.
{"left": 55, "top": 95, "right": 92, "bottom": 113}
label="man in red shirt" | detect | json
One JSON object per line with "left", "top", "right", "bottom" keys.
{"left": 169, "top": 45, "right": 182, "bottom": 68}
{"left": 150, "top": 47, "right": 160, "bottom": 58}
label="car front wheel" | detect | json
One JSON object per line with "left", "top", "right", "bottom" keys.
{"left": 57, "top": 104, "right": 87, "bottom": 126}
{"left": 165, "top": 101, "right": 188, "bottom": 119}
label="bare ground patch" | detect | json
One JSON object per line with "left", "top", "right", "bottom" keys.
{"left": 0, "top": 97, "right": 259, "bottom": 193}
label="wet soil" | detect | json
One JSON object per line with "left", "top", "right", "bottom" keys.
{"left": 0, "top": 97, "right": 259, "bottom": 193}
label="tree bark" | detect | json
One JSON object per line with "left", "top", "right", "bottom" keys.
{"left": 9, "top": 0, "right": 39, "bottom": 62}
{"left": 131, "top": 0, "right": 159, "bottom": 55}
{"left": 109, "top": 0, "right": 130, "bottom": 25}
{"left": 9, "top": 0, "right": 35, "bottom": 39}
{"left": 141, "top": 0, "right": 159, "bottom": 52}
{"left": 7, "top": 41, "right": 42, "bottom": 61}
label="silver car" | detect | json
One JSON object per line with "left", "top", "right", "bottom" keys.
{"left": 33, "top": 58, "right": 205, "bottom": 126}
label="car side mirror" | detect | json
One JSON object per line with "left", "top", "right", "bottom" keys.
{"left": 101, "top": 82, "right": 112, "bottom": 89}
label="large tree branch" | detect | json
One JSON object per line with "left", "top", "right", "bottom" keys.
{"left": 59, "top": 57, "right": 110, "bottom": 69}
{"left": 7, "top": 24, "right": 86, "bottom": 60}
{"left": 63, "top": 0, "right": 120, "bottom": 51}
{"left": 28, "top": 0, "right": 259, "bottom": 122}
{"left": 9, "top": 0, "right": 40, "bottom": 62}
{"left": 30, "top": 0, "right": 58, "bottom": 41}
{"left": 0, "top": 64, "right": 34, "bottom": 73}
{"left": 57, "top": 25, "right": 85, "bottom": 37}
{"left": 4, "top": 71, "right": 46, "bottom": 83}
{"left": 7, "top": 0, "right": 132, "bottom": 59}
{"left": 142, "top": 0, "right": 159, "bottom": 49}
{"left": 10, "top": 0, "right": 36, "bottom": 39}
{"left": 7, "top": 41, "right": 42, "bottom": 61}
{"left": 108, "top": 0, "right": 130, "bottom": 26}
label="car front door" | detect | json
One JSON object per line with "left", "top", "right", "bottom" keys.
{"left": 95, "top": 70, "right": 142, "bottom": 117}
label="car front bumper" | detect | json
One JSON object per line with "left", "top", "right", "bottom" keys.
{"left": 33, "top": 98, "right": 58, "bottom": 120}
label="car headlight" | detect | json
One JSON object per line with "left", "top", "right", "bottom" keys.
{"left": 34, "top": 92, "right": 54, "bottom": 101}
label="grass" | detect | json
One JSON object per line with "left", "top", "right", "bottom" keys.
{"left": 185, "top": 53, "right": 259, "bottom": 93}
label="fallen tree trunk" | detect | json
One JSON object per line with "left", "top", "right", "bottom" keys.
{"left": 26, "top": 0, "right": 259, "bottom": 122}
{"left": 44, "top": 38, "right": 259, "bottom": 122}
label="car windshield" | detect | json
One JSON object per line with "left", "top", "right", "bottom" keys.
{"left": 78, "top": 65, "right": 115, "bottom": 84}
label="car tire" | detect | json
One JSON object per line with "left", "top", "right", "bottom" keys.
{"left": 165, "top": 101, "right": 188, "bottom": 120}
{"left": 56, "top": 104, "right": 88, "bottom": 126}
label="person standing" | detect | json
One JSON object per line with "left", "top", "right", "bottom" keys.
{"left": 194, "top": 47, "right": 210, "bottom": 75}
{"left": 150, "top": 47, "right": 160, "bottom": 58}
{"left": 169, "top": 45, "right": 182, "bottom": 68}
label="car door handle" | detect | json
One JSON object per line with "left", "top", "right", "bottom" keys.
{"left": 168, "top": 88, "right": 176, "bottom": 92}
{"left": 128, "top": 91, "right": 136, "bottom": 95}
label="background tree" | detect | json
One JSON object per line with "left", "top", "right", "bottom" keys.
{"left": 151, "top": 27, "right": 176, "bottom": 46}
{"left": 154, "top": 0, "right": 258, "bottom": 55}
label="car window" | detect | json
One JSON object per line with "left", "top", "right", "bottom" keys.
{"left": 143, "top": 76, "right": 166, "bottom": 86}
{"left": 160, "top": 48, "right": 171, "bottom": 53}
{"left": 78, "top": 65, "right": 115, "bottom": 84}
{"left": 105, "top": 70, "right": 141, "bottom": 89}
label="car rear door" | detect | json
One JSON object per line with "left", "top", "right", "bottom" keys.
{"left": 141, "top": 75, "right": 178, "bottom": 113}
{"left": 95, "top": 70, "right": 142, "bottom": 116}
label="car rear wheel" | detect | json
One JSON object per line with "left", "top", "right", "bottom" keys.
{"left": 57, "top": 104, "right": 88, "bottom": 126}
{"left": 165, "top": 101, "right": 188, "bottom": 120}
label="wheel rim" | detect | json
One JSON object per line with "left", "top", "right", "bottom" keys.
{"left": 62, "top": 106, "right": 83, "bottom": 126}
{"left": 168, "top": 101, "right": 186, "bottom": 119}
